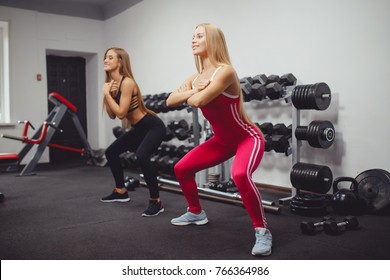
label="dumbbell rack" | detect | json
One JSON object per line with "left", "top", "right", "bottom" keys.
{"left": 190, "top": 84, "right": 298, "bottom": 211}
{"left": 143, "top": 93, "right": 283, "bottom": 213}
{"left": 142, "top": 78, "right": 333, "bottom": 213}
{"left": 255, "top": 84, "right": 298, "bottom": 205}
{"left": 280, "top": 82, "right": 335, "bottom": 209}
{"left": 159, "top": 107, "right": 232, "bottom": 189}
{"left": 279, "top": 102, "right": 300, "bottom": 204}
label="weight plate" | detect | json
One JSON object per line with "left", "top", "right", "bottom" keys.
{"left": 292, "top": 193, "right": 325, "bottom": 207}
{"left": 355, "top": 169, "right": 390, "bottom": 213}
{"left": 290, "top": 162, "right": 333, "bottom": 194}
{"left": 290, "top": 201, "right": 327, "bottom": 209}
{"left": 291, "top": 200, "right": 326, "bottom": 209}
{"left": 303, "top": 120, "right": 334, "bottom": 149}
{"left": 290, "top": 203, "right": 327, "bottom": 217}
{"left": 312, "top": 82, "right": 331, "bottom": 111}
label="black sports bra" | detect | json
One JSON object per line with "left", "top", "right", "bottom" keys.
{"left": 114, "top": 76, "right": 139, "bottom": 113}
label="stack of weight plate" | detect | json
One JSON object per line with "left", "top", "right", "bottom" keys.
{"left": 290, "top": 193, "right": 328, "bottom": 217}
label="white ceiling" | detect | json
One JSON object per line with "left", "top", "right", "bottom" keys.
{"left": 0, "top": 0, "right": 143, "bottom": 20}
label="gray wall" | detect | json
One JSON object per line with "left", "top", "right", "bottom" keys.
{"left": 1, "top": 0, "right": 390, "bottom": 188}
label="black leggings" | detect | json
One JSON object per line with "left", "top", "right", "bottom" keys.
{"left": 105, "top": 114, "right": 166, "bottom": 199}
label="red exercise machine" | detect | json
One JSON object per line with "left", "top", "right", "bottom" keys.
{"left": 0, "top": 92, "right": 106, "bottom": 176}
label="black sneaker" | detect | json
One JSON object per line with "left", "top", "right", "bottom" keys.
{"left": 100, "top": 189, "right": 130, "bottom": 202}
{"left": 142, "top": 200, "right": 164, "bottom": 217}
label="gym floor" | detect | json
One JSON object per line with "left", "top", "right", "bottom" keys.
{"left": 1, "top": 161, "right": 389, "bottom": 260}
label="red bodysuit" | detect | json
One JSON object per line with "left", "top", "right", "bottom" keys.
{"left": 174, "top": 66, "right": 267, "bottom": 228}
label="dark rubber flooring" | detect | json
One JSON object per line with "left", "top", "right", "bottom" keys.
{"left": 1, "top": 162, "right": 390, "bottom": 260}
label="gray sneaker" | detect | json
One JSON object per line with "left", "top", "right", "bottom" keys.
{"left": 171, "top": 210, "right": 208, "bottom": 226}
{"left": 252, "top": 228, "right": 272, "bottom": 256}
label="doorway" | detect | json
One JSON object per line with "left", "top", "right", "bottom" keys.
{"left": 46, "top": 55, "right": 87, "bottom": 164}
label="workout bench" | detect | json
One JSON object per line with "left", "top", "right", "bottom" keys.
{"left": 0, "top": 92, "right": 104, "bottom": 176}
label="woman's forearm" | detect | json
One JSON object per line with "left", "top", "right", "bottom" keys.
{"left": 166, "top": 88, "right": 198, "bottom": 107}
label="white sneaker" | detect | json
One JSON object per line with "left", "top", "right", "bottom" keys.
{"left": 171, "top": 210, "right": 208, "bottom": 226}
{"left": 252, "top": 228, "right": 272, "bottom": 256}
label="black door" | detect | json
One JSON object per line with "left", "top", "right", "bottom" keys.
{"left": 46, "top": 55, "right": 87, "bottom": 164}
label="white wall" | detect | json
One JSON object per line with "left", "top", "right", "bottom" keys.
{"left": 0, "top": 6, "right": 105, "bottom": 162}
{"left": 1, "top": 0, "right": 390, "bottom": 189}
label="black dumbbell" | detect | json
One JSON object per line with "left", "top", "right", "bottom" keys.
{"left": 175, "top": 145, "right": 192, "bottom": 158}
{"left": 265, "top": 82, "right": 284, "bottom": 100}
{"left": 240, "top": 77, "right": 267, "bottom": 102}
{"left": 206, "top": 181, "right": 218, "bottom": 189}
{"left": 157, "top": 155, "right": 171, "bottom": 173}
{"left": 324, "top": 216, "right": 359, "bottom": 235}
{"left": 157, "top": 92, "right": 169, "bottom": 99}
{"left": 166, "top": 156, "right": 180, "bottom": 175}
{"left": 157, "top": 155, "right": 179, "bottom": 175}
{"left": 174, "top": 128, "right": 190, "bottom": 141}
{"left": 163, "top": 144, "right": 177, "bottom": 157}
{"left": 176, "top": 123, "right": 201, "bottom": 142}
{"left": 290, "top": 162, "right": 333, "bottom": 194}
{"left": 272, "top": 123, "right": 291, "bottom": 136}
{"left": 211, "top": 178, "right": 236, "bottom": 192}
{"left": 291, "top": 82, "right": 331, "bottom": 111}
{"left": 151, "top": 92, "right": 170, "bottom": 113}
{"left": 267, "top": 74, "right": 281, "bottom": 84}
{"left": 258, "top": 122, "right": 273, "bottom": 135}
{"left": 252, "top": 74, "right": 268, "bottom": 85}
{"left": 143, "top": 94, "right": 152, "bottom": 101}
{"left": 164, "top": 126, "right": 175, "bottom": 142}
{"left": 150, "top": 154, "right": 161, "bottom": 169}
{"left": 168, "top": 120, "right": 189, "bottom": 138}
{"left": 225, "top": 178, "right": 238, "bottom": 193}
{"left": 240, "top": 76, "right": 254, "bottom": 85}
{"left": 280, "top": 73, "right": 297, "bottom": 86}
{"left": 121, "top": 151, "right": 137, "bottom": 168}
{"left": 300, "top": 216, "right": 335, "bottom": 235}
{"left": 271, "top": 134, "right": 291, "bottom": 155}
{"left": 156, "top": 143, "right": 169, "bottom": 156}
{"left": 143, "top": 95, "right": 153, "bottom": 108}
{"left": 147, "top": 98, "right": 160, "bottom": 113}
{"left": 241, "top": 82, "right": 253, "bottom": 102}
{"left": 295, "top": 120, "right": 335, "bottom": 149}
{"left": 119, "top": 151, "right": 130, "bottom": 168}
{"left": 264, "top": 134, "right": 273, "bottom": 152}
{"left": 156, "top": 99, "right": 168, "bottom": 113}
{"left": 209, "top": 181, "right": 226, "bottom": 192}
{"left": 250, "top": 83, "right": 267, "bottom": 101}
{"left": 124, "top": 176, "right": 140, "bottom": 191}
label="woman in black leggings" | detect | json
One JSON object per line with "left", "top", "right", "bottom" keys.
{"left": 101, "top": 47, "right": 166, "bottom": 217}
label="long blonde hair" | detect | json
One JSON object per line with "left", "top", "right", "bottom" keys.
{"left": 193, "top": 24, "right": 253, "bottom": 126}
{"left": 103, "top": 47, "right": 156, "bottom": 118}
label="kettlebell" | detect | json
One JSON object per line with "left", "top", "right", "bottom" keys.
{"left": 332, "top": 177, "right": 365, "bottom": 215}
